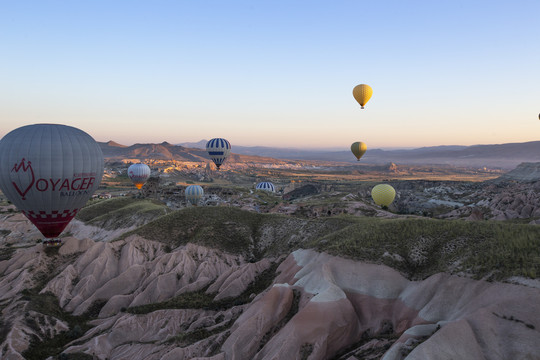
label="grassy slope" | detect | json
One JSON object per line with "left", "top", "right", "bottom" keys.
{"left": 119, "top": 206, "right": 354, "bottom": 258}
{"left": 76, "top": 198, "right": 540, "bottom": 281}
{"left": 76, "top": 197, "right": 169, "bottom": 230}
{"left": 307, "top": 217, "right": 540, "bottom": 280}
{"left": 116, "top": 205, "right": 540, "bottom": 281}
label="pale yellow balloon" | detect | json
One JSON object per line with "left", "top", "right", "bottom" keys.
{"left": 351, "top": 141, "right": 367, "bottom": 161}
{"left": 352, "top": 84, "right": 373, "bottom": 109}
{"left": 371, "top": 184, "right": 396, "bottom": 207}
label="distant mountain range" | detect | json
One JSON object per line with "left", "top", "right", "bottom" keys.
{"left": 99, "top": 140, "right": 540, "bottom": 169}
{"left": 101, "top": 141, "right": 209, "bottom": 162}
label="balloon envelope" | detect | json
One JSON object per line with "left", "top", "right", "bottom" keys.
{"left": 0, "top": 124, "right": 104, "bottom": 238}
{"left": 185, "top": 185, "right": 204, "bottom": 205}
{"left": 256, "top": 181, "right": 275, "bottom": 192}
{"left": 206, "top": 138, "right": 231, "bottom": 169}
{"left": 128, "top": 163, "right": 151, "bottom": 189}
{"left": 371, "top": 184, "right": 396, "bottom": 207}
{"left": 351, "top": 142, "right": 367, "bottom": 161}
{"left": 352, "top": 84, "right": 373, "bottom": 109}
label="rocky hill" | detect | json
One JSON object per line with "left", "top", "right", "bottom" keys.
{"left": 98, "top": 141, "right": 327, "bottom": 169}
{"left": 99, "top": 141, "right": 208, "bottom": 162}
{"left": 494, "top": 162, "right": 540, "bottom": 182}
{"left": 1, "top": 200, "right": 540, "bottom": 359}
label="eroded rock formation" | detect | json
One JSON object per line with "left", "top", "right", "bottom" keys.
{"left": 1, "top": 237, "right": 538, "bottom": 359}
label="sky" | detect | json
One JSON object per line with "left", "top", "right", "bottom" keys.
{"left": 1, "top": 0, "right": 539, "bottom": 149}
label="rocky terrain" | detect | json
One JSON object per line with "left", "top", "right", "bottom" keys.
{"left": 2, "top": 162, "right": 540, "bottom": 359}
{"left": 1, "top": 193, "right": 540, "bottom": 359}
{"left": 221, "top": 177, "right": 540, "bottom": 224}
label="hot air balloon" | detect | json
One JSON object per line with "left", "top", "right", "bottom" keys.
{"left": 352, "top": 84, "right": 373, "bottom": 109}
{"left": 185, "top": 185, "right": 204, "bottom": 206}
{"left": 0, "top": 124, "right": 104, "bottom": 238}
{"left": 351, "top": 142, "right": 367, "bottom": 161}
{"left": 206, "top": 138, "right": 231, "bottom": 169}
{"left": 128, "top": 163, "right": 151, "bottom": 189}
{"left": 256, "top": 181, "right": 275, "bottom": 192}
{"left": 371, "top": 184, "right": 396, "bottom": 207}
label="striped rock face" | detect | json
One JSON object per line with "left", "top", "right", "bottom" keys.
{"left": 206, "top": 138, "right": 231, "bottom": 169}
{"left": 0, "top": 124, "right": 104, "bottom": 238}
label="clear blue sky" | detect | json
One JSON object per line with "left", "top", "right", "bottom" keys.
{"left": 1, "top": 0, "right": 539, "bottom": 149}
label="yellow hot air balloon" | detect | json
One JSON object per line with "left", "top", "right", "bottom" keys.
{"left": 371, "top": 184, "right": 396, "bottom": 207}
{"left": 351, "top": 142, "right": 367, "bottom": 161}
{"left": 352, "top": 84, "right": 373, "bottom": 109}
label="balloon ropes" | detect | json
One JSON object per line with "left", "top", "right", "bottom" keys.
{"left": 206, "top": 138, "right": 231, "bottom": 169}
{"left": 185, "top": 185, "right": 204, "bottom": 206}
{"left": 351, "top": 142, "right": 367, "bottom": 161}
{"left": 0, "top": 124, "right": 104, "bottom": 238}
{"left": 352, "top": 84, "right": 373, "bottom": 109}
{"left": 371, "top": 184, "right": 396, "bottom": 207}
{"left": 128, "top": 163, "right": 151, "bottom": 189}
{"left": 256, "top": 181, "right": 276, "bottom": 193}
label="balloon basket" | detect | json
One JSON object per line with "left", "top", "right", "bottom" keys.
{"left": 43, "top": 239, "right": 62, "bottom": 248}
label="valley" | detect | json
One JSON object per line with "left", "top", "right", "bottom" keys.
{"left": 1, "top": 149, "right": 540, "bottom": 360}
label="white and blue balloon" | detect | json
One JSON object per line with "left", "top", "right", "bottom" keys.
{"left": 206, "top": 138, "right": 231, "bottom": 169}
{"left": 256, "top": 182, "right": 276, "bottom": 193}
{"left": 185, "top": 185, "right": 204, "bottom": 206}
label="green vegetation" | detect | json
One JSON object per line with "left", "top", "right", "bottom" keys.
{"left": 300, "top": 343, "right": 314, "bottom": 360}
{"left": 77, "top": 197, "right": 141, "bottom": 221}
{"left": 57, "top": 353, "right": 95, "bottom": 360}
{"left": 120, "top": 206, "right": 261, "bottom": 255}
{"left": 128, "top": 262, "right": 280, "bottom": 314}
{"left": 21, "top": 289, "right": 105, "bottom": 360}
{"left": 76, "top": 197, "right": 169, "bottom": 230}
{"left": 307, "top": 216, "right": 540, "bottom": 281}
{"left": 164, "top": 318, "right": 235, "bottom": 346}
{"left": 16, "top": 247, "right": 105, "bottom": 360}
{"left": 0, "top": 229, "right": 11, "bottom": 236}
{"left": 119, "top": 206, "right": 356, "bottom": 259}
{"left": 0, "top": 317, "right": 9, "bottom": 350}
{"left": 0, "top": 246, "right": 15, "bottom": 261}
{"left": 127, "top": 289, "right": 215, "bottom": 314}
{"left": 118, "top": 206, "right": 540, "bottom": 281}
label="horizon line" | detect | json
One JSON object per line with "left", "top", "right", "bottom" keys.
{"left": 99, "top": 139, "right": 540, "bottom": 151}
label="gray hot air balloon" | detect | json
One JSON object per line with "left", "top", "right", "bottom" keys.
{"left": 185, "top": 185, "right": 204, "bottom": 206}
{"left": 0, "top": 124, "right": 104, "bottom": 238}
{"left": 128, "top": 163, "right": 151, "bottom": 189}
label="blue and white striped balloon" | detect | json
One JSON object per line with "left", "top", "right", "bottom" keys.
{"left": 185, "top": 185, "right": 204, "bottom": 206}
{"left": 206, "top": 138, "right": 231, "bottom": 169}
{"left": 256, "top": 182, "right": 275, "bottom": 193}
